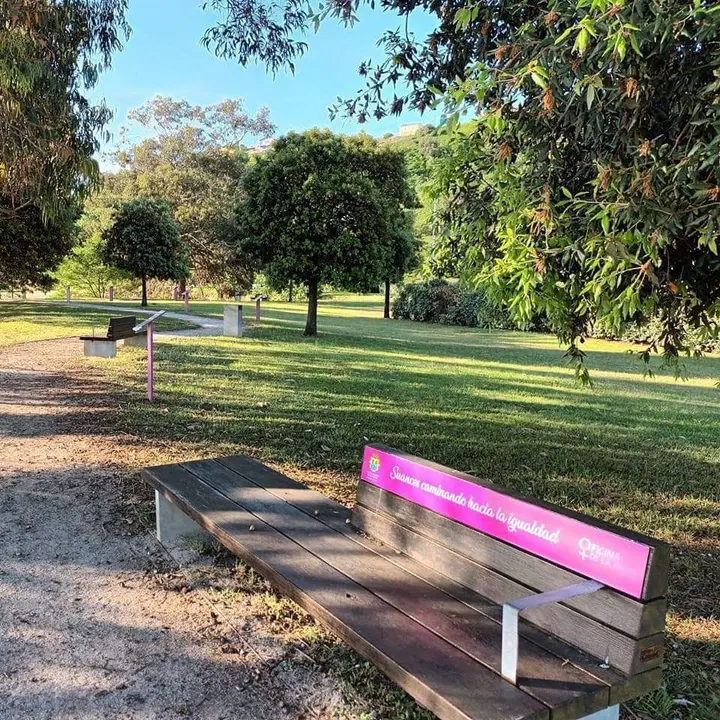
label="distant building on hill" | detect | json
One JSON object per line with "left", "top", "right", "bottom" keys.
{"left": 398, "top": 123, "right": 423, "bottom": 137}
{"left": 251, "top": 137, "right": 275, "bottom": 154}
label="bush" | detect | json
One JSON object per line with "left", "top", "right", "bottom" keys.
{"left": 392, "top": 280, "right": 518, "bottom": 330}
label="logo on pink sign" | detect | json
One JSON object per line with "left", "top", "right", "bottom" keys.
{"left": 361, "top": 446, "right": 651, "bottom": 598}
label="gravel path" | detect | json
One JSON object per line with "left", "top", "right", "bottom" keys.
{"left": 0, "top": 340, "right": 349, "bottom": 719}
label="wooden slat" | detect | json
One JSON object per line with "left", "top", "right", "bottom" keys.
{"left": 365, "top": 445, "right": 670, "bottom": 601}
{"left": 186, "top": 459, "right": 609, "bottom": 720}
{"left": 353, "top": 502, "right": 664, "bottom": 676}
{"left": 214, "top": 456, "right": 662, "bottom": 703}
{"left": 108, "top": 316, "right": 137, "bottom": 340}
{"left": 357, "top": 483, "right": 666, "bottom": 638}
{"left": 143, "top": 464, "right": 547, "bottom": 720}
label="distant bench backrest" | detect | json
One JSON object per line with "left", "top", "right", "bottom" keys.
{"left": 107, "top": 316, "right": 137, "bottom": 341}
{"left": 352, "top": 444, "right": 669, "bottom": 677}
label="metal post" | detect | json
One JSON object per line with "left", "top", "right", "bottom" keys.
{"left": 255, "top": 297, "right": 261, "bottom": 322}
{"left": 108, "top": 285, "right": 114, "bottom": 302}
{"left": 501, "top": 579, "right": 604, "bottom": 685}
{"left": 65, "top": 285, "right": 71, "bottom": 303}
{"left": 184, "top": 291, "right": 189, "bottom": 313}
{"left": 147, "top": 322, "right": 154, "bottom": 402}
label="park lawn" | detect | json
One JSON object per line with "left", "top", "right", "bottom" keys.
{"left": 103, "top": 294, "right": 718, "bottom": 720}
{"left": 0, "top": 302, "right": 199, "bottom": 347}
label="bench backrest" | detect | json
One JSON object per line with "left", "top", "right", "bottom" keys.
{"left": 107, "top": 316, "right": 137, "bottom": 340}
{"left": 352, "top": 444, "right": 668, "bottom": 677}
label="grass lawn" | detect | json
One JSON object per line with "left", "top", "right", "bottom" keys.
{"left": 0, "top": 302, "right": 199, "bottom": 347}
{"left": 62, "top": 295, "right": 720, "bottom": 718}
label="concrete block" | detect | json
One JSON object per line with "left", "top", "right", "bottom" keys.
{"left": 83, "top": 339, "right": 117, "bottom": 358}
{"left": 224, "top": 304, "right": 244, "bottom": 337}
{"left": 123, "top": 333, "right": 148, "bottom": 349}
{"left": 155, "top": 490, "right": 209, "bottom": 546}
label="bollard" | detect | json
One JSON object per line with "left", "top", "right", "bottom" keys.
{"left": 183, "top": 290, "right": 189, "bottom": 313}
{"left": 65, "top": 285, "right": 71, "bottom": 303}
{"left": 255, "top": 297, "right": 261, "bottom": 323}
{"left": 224, "top": 305, "right": 244, "bottom": 337}
{"left": 108, "top": 285, "right": 114, "bottom": 302}
{"left": 147, "top": 322, "right": 154, "bottom": 402}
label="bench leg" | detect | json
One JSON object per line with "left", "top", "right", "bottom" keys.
{"left": 123, "top": 333, "right": 148, "bottom": 349}
{"left": 580, "top": 706, "right": 619, "bottom": 720}
{"left": 155, "top": 490, "right": 206, "bottom": 545}
{"left": 84, "top": 339, "right": 117, "bottom": 358}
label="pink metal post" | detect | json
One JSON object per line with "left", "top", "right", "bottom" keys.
{"left": 147, "top": 322, "right": 154, "bottom": 402}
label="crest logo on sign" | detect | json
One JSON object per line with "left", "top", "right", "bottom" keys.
{"left": 369, "top": 453, "right": 381, "bottom": 473}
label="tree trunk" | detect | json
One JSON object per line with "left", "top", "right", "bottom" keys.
{"left": 141, "top": 275, "right": 148, "bottom": 307}
{"left": 384, "top": 277, "right": 391, "bottom": 319}
{"left": 304, "top": 280, "right": 318, "bottom": 336}
{"left": 288, "top": 282, "right": 294, "bottom": 303}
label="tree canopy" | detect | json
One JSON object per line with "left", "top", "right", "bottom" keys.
{"left": 204, "top": 0, "right": 720, "bottom": 373}
{"left": 0, "top": 0, "right": 128, "bottom": 288}
{"left": 108, "top": 96, "right": 274, "bottom": 294}
{"left": 236, "top": 130, "right": 415, "bottom": 335}
{"left": 102, "top": 199, "right": 188, "bottom": 306}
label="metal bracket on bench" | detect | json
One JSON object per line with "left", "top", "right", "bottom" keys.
{"left": 501, "top": 579, "right": 604, "bottom": 685}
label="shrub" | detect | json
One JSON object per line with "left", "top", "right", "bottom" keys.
{"left": 392, "top": 280, "right": 518, "bottom": 330}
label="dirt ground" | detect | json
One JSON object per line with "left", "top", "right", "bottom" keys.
{"left": 0, "top": 339, "right": 358, "bottom": 720}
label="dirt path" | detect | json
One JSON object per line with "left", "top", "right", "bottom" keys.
{"left": 0, "top": 340, "right": 351, "bottom": 719}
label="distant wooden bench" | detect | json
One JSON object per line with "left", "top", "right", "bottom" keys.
{"left": 142, "top": 446, "right": 668, "bottom": 720}
{"left": 80, "top": 316, "right": 145, "bottom": 358}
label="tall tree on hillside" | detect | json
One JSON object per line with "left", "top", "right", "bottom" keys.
{"left": 235, "top": 130, "right": 413, "bottom": 335}
{"left": 110, "top": 96, "right": 275, "bottom": 295}
{"left": 201, "top": 0, "right": 720, "bottom": 373}
{"left": 102, "top": 199, "right": 188, "bottom": 306}
{"left": 0, "top": 0, "right": 128, "bottom": 288}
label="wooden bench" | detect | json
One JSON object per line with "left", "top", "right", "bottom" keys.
{"left": 142, "top": 445, "right": 668, "bottom": 720}
{"left": 80, "top": 316, "right": 144, "bottom": 358}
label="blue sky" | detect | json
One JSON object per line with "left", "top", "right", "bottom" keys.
{"left": 90, "top": 0, "right": 441, "bottom": 160}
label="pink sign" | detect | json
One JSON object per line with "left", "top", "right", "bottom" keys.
{"left": 361, "top": 446, "right": 651, "bottom": 598}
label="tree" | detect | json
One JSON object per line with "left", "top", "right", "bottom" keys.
{"left": 381, "top": 224, "right": 419, "bottom": 319}
{"left": 0, "top": 0, "right": 128, "bottom": 284}
{"left": 110, "top": 96, "right": 274, "bottom": 294}
{"left": 0, "top": 208, "right": 75, "bottom": 291}
{"left": 53, "top": 235, "right": 131, "bottom": 299}
{"left": 236, "top": 130, "right": 411, "bottom": 335}
{"left": 102, "top": 199, "right": 188, "bottom": 307}
{"left": 203, "top": 0, "right": 720, "bottom": 372}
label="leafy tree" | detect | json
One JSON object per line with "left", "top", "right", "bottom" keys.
{"left": 0, "top": 208, "right": 75, "bottom": 291}
{"left": 102, "top": 199, "right": 188, "bottom": 306}
{"left": 0, "top": 0, "right": 127, "bottom": 284}
{"left": 236, "top": 130, "right": 413, "bottom": 335}
{"left": 110, "top": 96, "right": 274, "bottom": 294}
{"left": 53, "top": 235, "right": 130, "bottom": 299}
{"left": 203, "top": 0, "right": 720, "bottom": 374}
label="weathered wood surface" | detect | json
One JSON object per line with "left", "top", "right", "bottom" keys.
{"left": 355, "top": 482, "right": 666, "bottom": 637}
{"left": 213, "top": 455, "right": 662, "bottom": 703}
{"left": 143, "top": 455, "right": 666, "bottom": 719}
{"left": 144, "top": 463, "right": 548, "bottom": 720}
{"left": 352, "top": 503, "right": 664, "bottom": 676}
{"left": 184, "top": 459, "right": 610, "bottom": 720}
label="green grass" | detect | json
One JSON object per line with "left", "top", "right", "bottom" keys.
{"left": 95, "top": 295, "right": 720, "bottom": 718}
{"left": 0, "top": 301, "right": 199, "bottom": 346}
